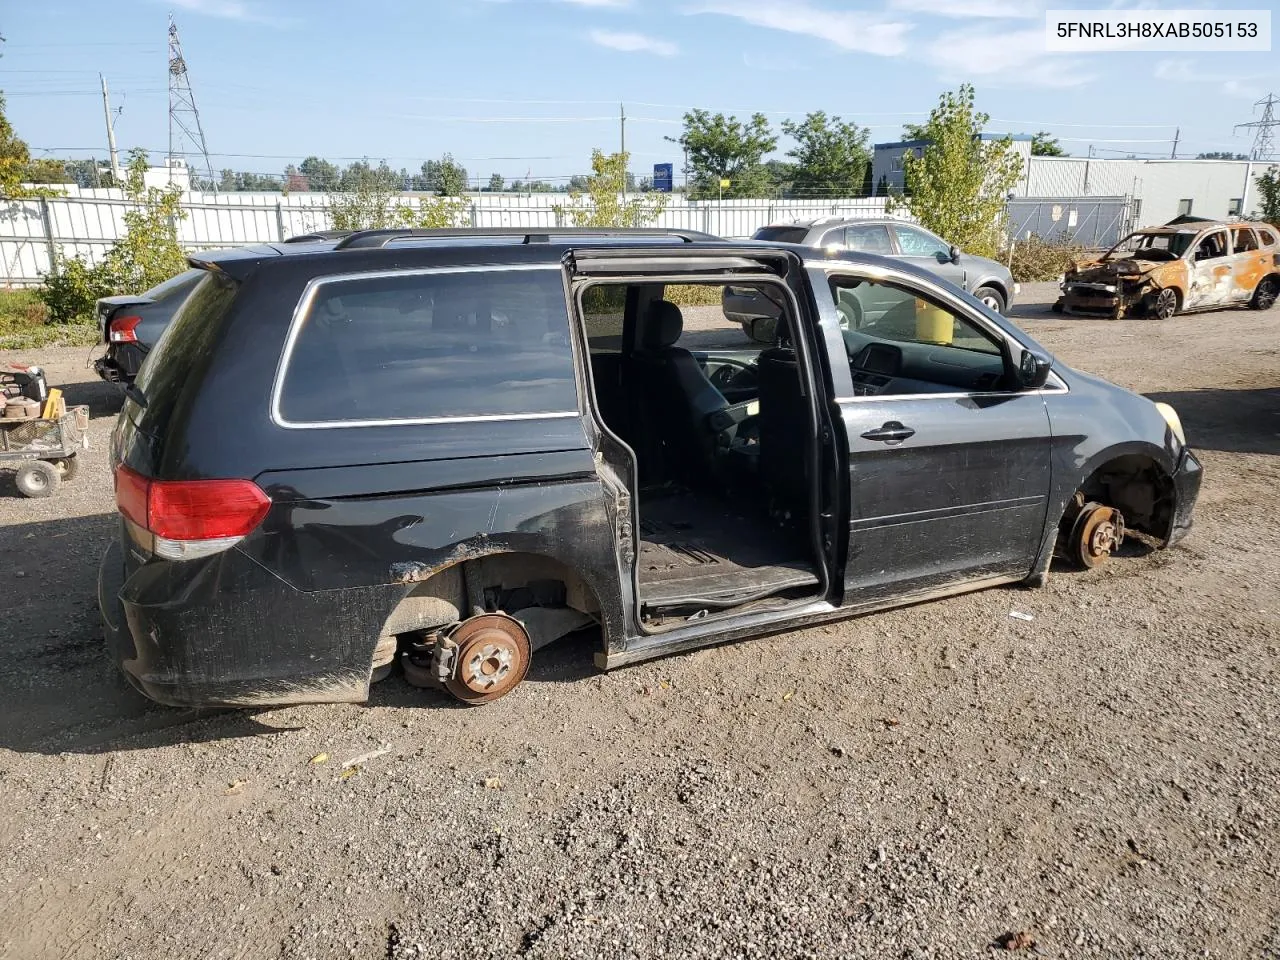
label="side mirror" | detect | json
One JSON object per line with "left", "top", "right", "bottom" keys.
{"left": 948, "top": 245, "right": 961, "bottom": 265}
{"left": 1017, "top": 348, "right": 1053, "bottom": 390}
{"left": 744, "top": 316, "right": 779, "bottom": 344}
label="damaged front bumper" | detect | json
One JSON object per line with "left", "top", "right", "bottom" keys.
{"left": 1167, "top": 446, "right": 1203, "bottom": 548}
{"left": 1058, "top": 280, "right": 1150, "bottom": 319}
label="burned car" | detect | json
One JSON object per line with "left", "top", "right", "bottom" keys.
{"left": 1057, "top": 216, "right": 1280, "bottom": 319}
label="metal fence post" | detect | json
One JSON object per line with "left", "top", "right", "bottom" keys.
{"left": 39, "top": 197, "right": 59, "bottom": 276}
{"left": 275, "top": 201, "right": 286, "bottom": 241}
{"left": 469, "top": 202, "right": 478, "bottom": 228}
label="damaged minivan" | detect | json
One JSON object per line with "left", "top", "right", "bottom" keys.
{"left": 1058, "top": 216, "right": 1280, "bottom": 319}
{"left": 100, "top": 227, "right": 1202, "bottom": 708}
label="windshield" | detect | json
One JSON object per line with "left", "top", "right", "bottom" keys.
{"left": 1104, "top": 231, "right": 1195, "bottom": 261}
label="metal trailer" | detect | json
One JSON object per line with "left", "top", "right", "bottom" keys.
{"left": 1, "top": 406, "right": 90, "bottom": 498}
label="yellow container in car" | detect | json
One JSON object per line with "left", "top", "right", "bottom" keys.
{"left": 915, "top": 298, "right": 953, "bottom": 344}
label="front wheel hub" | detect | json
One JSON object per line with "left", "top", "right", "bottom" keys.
{"left": 1071, "top": 503, "right": 1125, "bottom": 569}
{"left": 443, "top": 613, "right": 531, "bottom": 705}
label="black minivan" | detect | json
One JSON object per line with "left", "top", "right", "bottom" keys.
{"left": 100, "top": 228, "right": 1201, "bottom": 707}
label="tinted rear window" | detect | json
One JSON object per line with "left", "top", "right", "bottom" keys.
{"left": 753, "top": 226, "right": 810, "bottom": 244}
{"left": 277, "top": 267, "right": 578, "bottom": 425}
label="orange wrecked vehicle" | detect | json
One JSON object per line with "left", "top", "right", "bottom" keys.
{"left": 1056, "top": 216, "right": 1280, "bottom": 320}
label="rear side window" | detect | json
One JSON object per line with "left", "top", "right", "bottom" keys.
{"left": 133, "top": 271, "right": 238, "bottom": 432}
{"left": 1260, "top": 228, "right": 1277, "bottom": 247}
{"left": 143, "top": 268, "right": 204, "bottom": 303}
{"left": 276, "top": 267, "right": 578, "bottom": 425}
{"left": 753, "top": 226, "right": 810, "bottom": 244}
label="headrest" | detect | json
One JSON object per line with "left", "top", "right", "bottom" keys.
{"left": 642, "top": 300, "right": 683, "bottom": 349}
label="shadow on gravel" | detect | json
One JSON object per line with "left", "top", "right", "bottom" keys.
{"left": 1, "top": 509, "right": 601, "bottom": 754}
{"left": 0, "top": 512, "right": 295, "bottom": 756}
{"left": 58, "top": 373, "right": 125, "bottom": 421}
{"left": 1145, "top": 386, "right": 1280, "bottom": 455}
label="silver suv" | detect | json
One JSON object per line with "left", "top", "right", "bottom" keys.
{"left": 738, "top": 217, "right": 1018, "bottom": 315}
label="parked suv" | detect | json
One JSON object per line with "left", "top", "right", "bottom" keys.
{"left": 726, "top": 217, "right": 1018, "bottom": 340}
{"left": 100, "top": 227, "right": 1201, "bottom": 709}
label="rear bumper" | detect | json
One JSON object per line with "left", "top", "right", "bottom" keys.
{"left": 99, "top": 539, "right": 382, "bottom": 708}
{"left": 1167, "top": 447, "right": 1203, "bottom": 548}
{"left": 93, "top": 344, "right": 147, "bottom": 383}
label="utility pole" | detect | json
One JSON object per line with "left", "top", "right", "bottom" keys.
{"left": 1170, "top": 127, "right": 1179, "bottom": 160}
{"left": 619, "top": 102, "right": 627, "bottom": 200}
{"left": 100, "top": 74, "right": 122, "bottom": 184}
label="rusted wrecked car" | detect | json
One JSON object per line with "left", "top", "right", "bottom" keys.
{"left": 1057, "top": 216, "right": 1280, "bottom": 319}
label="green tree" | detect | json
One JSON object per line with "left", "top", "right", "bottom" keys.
{"left": 421, "top": 154, "right": 468, "bottom": 195}
{"left": 330, "top": 161, "right": 467, "bottom": 231}
{"left": 299, "top": 156, "right": 339, "bottom": 191}
{"left": 679, "top": 110, "right": 777, "bottom": 199}
{"left": 0, "top": 92, "right": 41, "bottom": 198}
{"left": 901, "top": 121, "right": 928, "bottom": 141}
{"left": 763, "top": 159, "right": 797, "bottom": 196}
{"left": 488, "top": 172, "right": 505, "bottom": 193}
{"left": 901, "top": 84, "right": 1023, "bottom": 259}
{"left": 1256, "top": 166, "right": 1280, "bottom": 223}
{"left": 553, "top": 150, "right": 667, "bottom": 228}
{"left": 24, "top": 158, "right": 72, "bottom": 184}
{"left": 1197, "top": 151, "right": 1248, "bottom": 160}
{"left": 781, "top": 111, "right": 871, "bottom": 198}
{"left": 1031, "top": 132, "right": 1066, "bottom": 157}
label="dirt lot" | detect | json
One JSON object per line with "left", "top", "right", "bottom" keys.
{"left": 1, "top": 284, "right": 1278, "bottom": 959}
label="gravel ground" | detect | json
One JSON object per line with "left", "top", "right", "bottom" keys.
{"left": 2, "top": 283, "right": 1279, "bottom": 959}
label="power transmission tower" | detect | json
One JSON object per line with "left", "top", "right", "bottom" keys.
{"left": 1235, "top": 92, "right": 1278, "bottom": 162}
{"left": 167, "top": 14, "right": 215, "bottom": 190}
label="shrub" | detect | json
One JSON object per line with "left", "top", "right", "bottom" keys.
{"left": 1008, "top": 234, "right": 1089, "bottom": 283}
{"left": 38, "top": 148, "right": 186, "bottom": 323}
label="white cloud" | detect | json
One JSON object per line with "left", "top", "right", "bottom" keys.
{"left": 1154, "top": 59, "right": 1274, "bottom": 99}
{"left": 1222, "top": 79, "right": 1264, "bottom": 100}
{"left": 686, "top": 1, "right": 911, "bottom": 57}
{"left": 588, "top": 29, "right": 678, "bottom": 56}
{"left": 888, "top": 0, "right": 1039, "bottom": 18}
{"left": 925, "top": 26, "right": 1094, "bottom": 88}
{"left": 166, "top": 0, "right": 279, "bottom": 23}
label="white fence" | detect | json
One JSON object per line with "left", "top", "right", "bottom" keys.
{"left": 0, "top": 190, "right": 898, "bottom": 287}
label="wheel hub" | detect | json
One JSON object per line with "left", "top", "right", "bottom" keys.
{"left": 444, "top": 614, "right": 531, "bottom": 704}
{"left": 1073, "top": 504, "right": 1125, "bottom": 568}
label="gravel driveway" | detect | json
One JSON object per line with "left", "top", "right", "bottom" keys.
{"left": 1, "top": 284, "right": 1278, "bottom": 959}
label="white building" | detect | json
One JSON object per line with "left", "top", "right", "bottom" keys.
{"left": 144, "top": 157, "right": 192, "bottom": 191}
{"left": 872, "top": 134, "right": 1271, "bottom": 227}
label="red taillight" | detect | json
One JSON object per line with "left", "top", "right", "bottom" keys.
{"left": 114, "top": 464, "right": 271, "bottom": 559}
{"left": 109, "top": 315, "right": 142, "bottom": 343}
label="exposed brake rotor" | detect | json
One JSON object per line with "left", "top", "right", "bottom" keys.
{"left": 443, "top": 613, "right": 532, "bottom": 705}
{"left": 1070, "top": 502, "right": 1125, "bottom": 569}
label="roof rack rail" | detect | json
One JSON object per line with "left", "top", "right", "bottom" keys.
{"left": 331, "top": 226, "right": 718, "bottom": 250}
{"left": 281, "top": 230, "right": 354, "bottom": 243}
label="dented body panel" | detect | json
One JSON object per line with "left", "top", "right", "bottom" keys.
{"left": 1060, "top": 220, "right": 1280, "bottom": 319}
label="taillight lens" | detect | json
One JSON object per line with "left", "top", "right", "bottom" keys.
{"left": 109, "top": 315, "right": 142, "bottom": 343}
{"left": 114, "top": 464, "right": 271, "bottom": 560}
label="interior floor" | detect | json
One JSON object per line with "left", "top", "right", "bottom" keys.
{"left": 636, "top": 488, "right": 819, "bottom": 606}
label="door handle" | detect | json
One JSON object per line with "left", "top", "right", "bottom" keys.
{"left": 861, "top": 421, "right": 915, "bottom": 445}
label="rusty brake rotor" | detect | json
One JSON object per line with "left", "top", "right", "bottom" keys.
{"left": 443, "top": 613, "right": 531, "bottom": 705}
{"left": 1070, "top": 502, "right": 1125, "bottom": 569}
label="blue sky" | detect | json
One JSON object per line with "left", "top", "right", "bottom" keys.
{"left": 2, "top": 0, "right": 1278, "bottom": 186}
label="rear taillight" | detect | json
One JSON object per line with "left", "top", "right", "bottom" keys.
{"left": 109, "top": 315, "right": 142, "bottom": 343}
{"left": 114, "top": 463, "right": 271, "bottom": 560}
